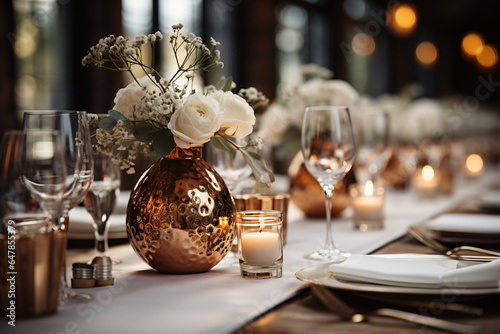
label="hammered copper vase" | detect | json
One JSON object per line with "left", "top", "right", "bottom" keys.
{"left": 288, "top": 152, "right": 353, "bottom": 218}
{"left": 126, "top": 146, "right": 236, "bottom": 274}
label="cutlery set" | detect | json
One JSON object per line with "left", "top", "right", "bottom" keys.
{"left": 310, "top": 285, "right": 482, "bottom": 334}
{"left": 309, "top": 219, "right": 499, "bottom": 333}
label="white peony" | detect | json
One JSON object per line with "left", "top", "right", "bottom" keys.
{"left": 112, "top": 75, "right": 159, "bottom": 119}
{"left": 210, "top": 90, "right": 255, "bottom": 137}
{"left": 168, "top": 93, "right": 223, "bottom": 148}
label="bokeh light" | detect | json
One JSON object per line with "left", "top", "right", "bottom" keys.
{"left": 388, "top": 3, "right": 417, "bottom": 37}
{"left": 475, "top": 44, "right": 498, "bottom": 69}
{"left": 465, "top": 154, "right": 484, "bottom": 177}
{"left": 461, "top": 32, "right": 484, "bottom": 58}
{"left": 352, "top": 33, "right": 376, "bottom": 57}
{"left": 415, "top": 41, "right": 438, "bottom": 68}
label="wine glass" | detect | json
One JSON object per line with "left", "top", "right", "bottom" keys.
{"left": 205, "top": 137, "right": 252, "bottom": 195}
{"left": 23, "top": 110, "right": 94, "bottom": 302}
{"left": 84, "top": 153, "right": 121, "bottom": 260}
{"left": 20, "top": 130, "right": 68, "bottom": 227}
{"left": 301, "top": 106, "right": 355, "bottom": 262}
{"left": 352, "top": 107, "right": 391, "bottom": 184}
{"left": 205, "top": 137, "right": 252, "bottom": 266}
{"left": 22, "top": 111, "right": 94, "bottom": 226}
{"left": 0, "top": 130, "right": 41, "bottom": 228}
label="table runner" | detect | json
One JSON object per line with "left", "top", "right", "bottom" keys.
{"left": 4, "top": 171, "right": 494, "bottom": 334}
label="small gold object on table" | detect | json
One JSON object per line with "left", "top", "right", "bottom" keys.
{"left": 349, "top": 181, "right": 385, "bottom": 231}
{"left": 236, "top": 210, "right": 283, "bottom": 279}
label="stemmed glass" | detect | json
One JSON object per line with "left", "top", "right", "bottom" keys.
{"left": 0, "top": 130, "right": 41, "bottom": 224}
{"left": 83, "top": 153, "right": 121, "bottom": 260}
{"left": 20, "top": 131, "right": 68, "bottom": 228}
{"left": 352, "top": 108, "right": 391, "bottom": 184}
{"left": 205, "top": 137, "right": 252, "bottom": 195}
{"left": 22, "top": 111, "right": 94, "bottom": 225}
{"left": 23, "top": 110, "right": 94, "bottom": 302}
{"left": 205, "top": 137, "right": 252, "bottom": 266}
{"left": 301, "top": 106, "right": 355, "bottom": 262}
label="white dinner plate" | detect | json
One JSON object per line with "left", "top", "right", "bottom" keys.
{"left": 295, "top": 254, "right": 500, "bottom": 297}
{"left": 67, "top": 191, "right": 130, "bottom": 240}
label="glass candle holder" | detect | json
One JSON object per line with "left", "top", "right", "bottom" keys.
{"left": 413, "top": 165, "right": 440, "bottom": 198}
{"left": 349, "top": 181, "right": 384, "bottom": 231}
{"left": 236, "top": 210, "right": 283, "bottom": 279}
{"left": 0, "top": 214, "right": 66, "bottom": 316}
{"left": 233, "top": 194, "right": 290, "bottom": 245}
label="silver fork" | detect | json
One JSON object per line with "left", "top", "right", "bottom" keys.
{"left": 407, "top": 225, "right": 500, "bottom": 262}
{"left": 310, "top": 284, "right": 482, "bottom": 334}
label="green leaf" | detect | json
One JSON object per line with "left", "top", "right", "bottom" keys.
{"left": 133, "top": 123, "right": 158, "bottom": 143}
{"left": 152, "top": 129, "right": 176, "bottom": 157}
{"left": 210, "top": 136, "right": 237, "bottom": 159}
{"left": 239, "top": 146, "right": 275, "bottom": 190}
{"left": 99, "top": 116, "right": 117, "bottom": 132}
{"left": 221, "top": 76, "right": 233, "bottom": 92}
{"left": 108, "top": 109, "right": 127, "bottom": 121}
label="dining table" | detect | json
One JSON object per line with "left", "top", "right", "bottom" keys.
{"left": 3, "top": 167, "right": 500, "bottom": 334}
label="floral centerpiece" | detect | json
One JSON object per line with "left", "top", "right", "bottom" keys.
{"left": 81, "top": 24, "right": 274, "bottom": 274}
{"left": 82, "top": 23, "right": 273, "bottom": 192}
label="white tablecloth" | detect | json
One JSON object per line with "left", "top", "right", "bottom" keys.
{"left": 4, "top": 170, "right": 497, "bottom": 334}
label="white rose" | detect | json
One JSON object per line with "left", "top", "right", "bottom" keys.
{"left": 210, "top": 90, "right": 255, "bottom": 137}
{"left": 113, "top": 75, "right": 159, "bottom": 119}
{"left": 168, "top": 93, "right": 223, "bottom": 148}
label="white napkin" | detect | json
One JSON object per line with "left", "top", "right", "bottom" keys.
{"left": 425, "top": 214, "right": 500, "bottom": 233}
{"left": 328, "top": 254, "right": 500, "bottom": 289}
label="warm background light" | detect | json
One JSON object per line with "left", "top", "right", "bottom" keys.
{"left": 465, "top": 154, "right": 484, "bottom": 176}
{"left": 388, "top": 3, "right": 417, "bottom": 36}
{"left": 352, "top": 32, "right": 376, "bottom": 56}
{"left": 422, "top": 165, "right": 435, "bottom": 181}
{"left": 461, "top": 32, "right": 484, "bottom": 58}
{"left": 475, "top": 44, "right": 498, "bottom": 69}
{"left": 415, "top": 41, "right": 438, "bottom": 68}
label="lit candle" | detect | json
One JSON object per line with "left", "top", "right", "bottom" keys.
{"left": 241, "top": 230, "right": 280, "bottom": 265}
{"left": 236, "top": 210, "right": 283, "bottom": 279}
{"left": 352, "top": 180, "right": 384, "bottom": 231}
{"left": 414, "top": 165, "right": 439, "bottom": 197}
{"left": 465, "top": 154, "right": 483, "bottom": 178}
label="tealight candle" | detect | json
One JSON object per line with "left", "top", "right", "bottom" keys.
{"left": 413, "top": 165, "right": 439, "bottom": 198}
{"left": 350, "top": 181, "right": 384, "bottom": 231}
{"left": 236, "top": 210, "right": 283, "bottom": 279}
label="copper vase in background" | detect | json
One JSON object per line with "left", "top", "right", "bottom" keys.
{"left": 288, "top": 153, "right": 352, "bottom": 218}
{"left": 126, "top": 146, "right": 236, "bottom": 274}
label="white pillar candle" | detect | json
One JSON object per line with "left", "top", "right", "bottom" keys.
{"left": 241, "top": 231, "right": 280, "bottom": 265}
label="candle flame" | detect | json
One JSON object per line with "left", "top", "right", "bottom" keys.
{"left": 364, "top": 180, "right": 374, "bottom": 195}
{"left": 259, "top": 219, "right": 265, "bottom": 232}
{"left": 422, "top": 165, "right": 434, "bottom": 181}
{"left": 466, "top": 154, "right": 483, "bottom": 173}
